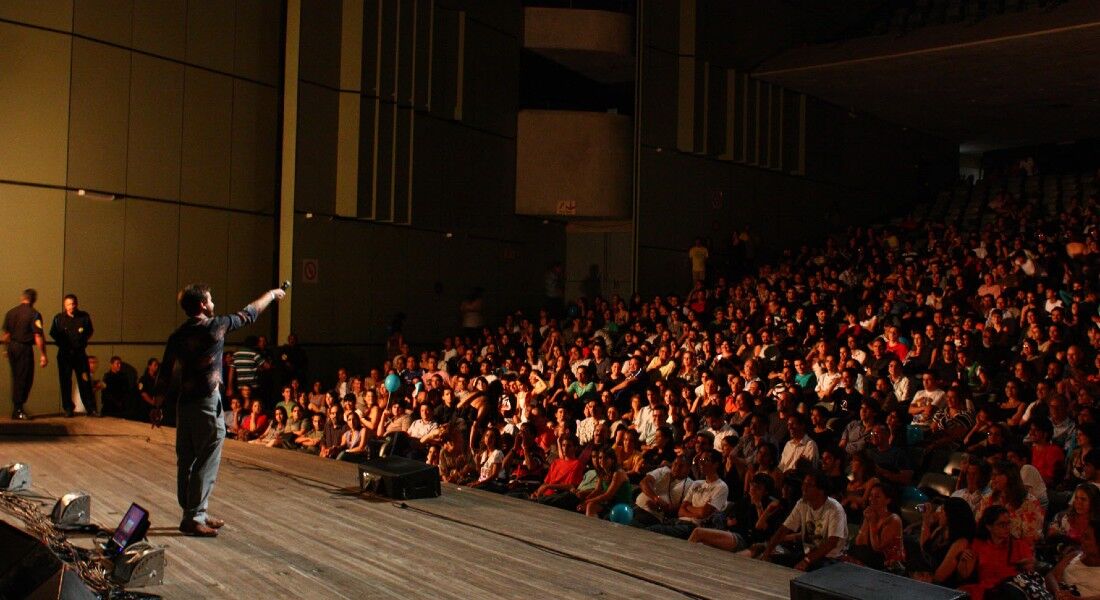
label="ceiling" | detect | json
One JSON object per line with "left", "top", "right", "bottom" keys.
{"left": 753, "top": 2, "right": 1100, "bottom": 150}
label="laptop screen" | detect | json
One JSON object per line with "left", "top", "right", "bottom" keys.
{"left": 111, "top": 503, "right": 148, "bottom": 551}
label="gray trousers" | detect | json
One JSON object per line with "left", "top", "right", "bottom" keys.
{"left": 176, "top": 395, "right": 225, "bottom": 524}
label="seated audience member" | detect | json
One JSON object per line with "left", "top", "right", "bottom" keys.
{"left": 688, "top": 472, "right": 783, "bottom": 552}
{"left": 615, "top": 428, "right": 646, "bottom": 482}
{"left": 866, "top": 422, "right": 913, "bottom": 486}
{"left": 1049, "top": 484, "right": 1100, "bottom": 544}
{"left": 502, "top": 423, "right": 548, "bottom": 494}
{"left": 238, "top": 400, "right": 269, "bottom": 441}
{"left": 252, "top": 406, "right": 289, "bottom": 447}
{"left": 842, "top": 452, "right": 880, "bottom": 518}
{"left": 980, "top": 460, "right": 1045, "bottom": 543}
{"left": 295, "top": 413, "right": 324, "bottom": 454}
{"left": 1029, "top": 417, "right": 1066, "bottom": 487}
{"left": 531, "top": 436, "right": 586, "bottom": 501}
{"left": 912, "top": 497, "right": 976, "bottom": 584}
{"left": 958, "top": 506, "right": 1035, "bottom": 600}
{"left": 760, "top": 471, "right": 848, "bottom": 571}
{"left": 778, "top": 413, "right": 819, "bottom": 473}
{"left": 224, "top": 397, "right": 245, "bottom": 436}
{"left": 1046, "top": 518, "right": 1100, "bottom": 599}
{"left": 647, "top": 449, "right": 729, "bottom": 539}
{"left": 336, "top": 411, "right": 370, "bottom": 462}
{"left": 319, "top": 406, "right": 348, "bottom": 459}
{"left": 470, "top": 429, "right": 505, "bottom": 491}
{"left": 437, "top": 426, "right": 474, "bottom": 483}
{"left": 847, "top": 482, "right": 905, "bottom": 573}
{"left": 951, "top": 457, "right": 990, "bottom": 516}
{"left": 404, "top": 403, "right": 444, "bottom": 458}
{"left": 576, "top": 445, "right": 631, "bottom": 518}
{"left": 279, "top": 404, "right": 310, "bottom": 449}
{"left": 632, "top": 455, "right": 693, "bottom": 528}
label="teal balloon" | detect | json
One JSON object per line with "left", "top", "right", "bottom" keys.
{"left": 906, "top": 424, "right": 924, "bottom": 445}
{"left": 902, "top": 486, "right": 928, "bottom": 504}
{"left": 609, "top": 503, "right": 634, "bottom": 524}
{"left": 384, "top": 374, "right": 401, "bottom": 393}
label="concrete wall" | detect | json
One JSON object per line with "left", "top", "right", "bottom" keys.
{"left": 0, "top": 0, "right": 281, "bottom": 415}
{"left": 516, "top": 110, "right": 632, "bottom": 218}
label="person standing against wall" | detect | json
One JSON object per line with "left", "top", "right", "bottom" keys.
{"left": 49, "top": 294, "right": 95, "bottom": 417}
{"left": 2, "top": 289, "right": 48, "bottom": 420}
{"left": 689, "top": 238, "right": 709, "bottom": 286}
{"left": 155, "top": 283, "right": 285, "bottom": 537}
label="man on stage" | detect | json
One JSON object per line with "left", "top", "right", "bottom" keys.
{"left": 50, "top": 294, "right": 96, "bottom": 417}
{"left": 155, "top": 283, "right": 285, "bottom": 537}
{"left": 2, "top": 289, "right": 48, "bottom": 420}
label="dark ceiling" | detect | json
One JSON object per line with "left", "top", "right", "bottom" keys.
{"left": 753, "top": 1, "right": 1100, "bottom": 149}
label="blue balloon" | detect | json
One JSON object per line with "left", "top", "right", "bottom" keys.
{"left": 384, "top": 374, "right": 401, "bottom": 393}
{"left": 901, "top": 486, "right": 928, "bottom": 504}
{"left": 609, "top": 502, "right": 634, "bottom": 525}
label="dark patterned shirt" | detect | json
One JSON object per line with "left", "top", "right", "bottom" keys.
{"left": 157, "top": 306, "right": 258, "bottom": 403}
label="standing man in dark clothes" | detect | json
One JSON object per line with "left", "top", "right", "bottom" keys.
{"left": 50, "top": 294, "right": 95, "bottom": 417}
{"left": 154, "top": 283, "right": 285, "bottom": 537}
{"left": 2, "top": 289, "right": 48, "bottom": 420}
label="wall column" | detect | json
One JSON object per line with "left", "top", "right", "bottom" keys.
{"left": 278, "top": 0, "right": 301, "bottom": 343}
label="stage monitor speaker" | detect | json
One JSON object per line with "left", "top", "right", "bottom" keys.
{"left": 0, "top": 520, "right": 96, "bottom": 600}
{"left": 791, "top": 562, "right": 967, "bottom": 600}
{"left": 358, "top": 456, "right": 441, "bottom": 500}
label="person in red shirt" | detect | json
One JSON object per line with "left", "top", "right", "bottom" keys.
{"left": 1030, "top": 417, "right": 1065, "bottom": 486}
{"left": 530, "top": 436, "right": 585, "bottom": 500}
{"left": 237, "top": 399, "right": 269, "bottom": 441}
{"left": 958, "top": 506, "right": 1034, "bottom": 600}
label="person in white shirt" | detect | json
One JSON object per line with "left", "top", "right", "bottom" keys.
{"left": 646, "top": 449, "right": 728, "bottom": 539}
{"left": 909, "top": 372, "right": 945, "bottom": 424}
{"left": 779, "top": 413, "right": 819, "bottom": 473}
{"left": 632, "top": 456, "right": 693, "bottom": 527}
{"left": 761, "top": 471, "right": 848, "bottom": 571}
{"left": 813, "top": 355, "right": 842, "bottom": 400}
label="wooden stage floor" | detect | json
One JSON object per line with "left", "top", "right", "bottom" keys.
{"left": 0, "top": 416, "right": 794, "bottom": 599}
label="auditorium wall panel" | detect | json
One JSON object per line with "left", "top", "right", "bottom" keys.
{"left": 62, "top": 193, "right": 125, "bottom": 342}
{"left": 0, "top": 0, "right": 72, "bottom": 30}
{"left": 0, "top": 4, "right": 281, "bottom": 414}
{"left": 185, "top": 0, "right": 236, "bottom": 74}
{"left": 127, "top": 54, "right": 184, "bottom": 201}
{"left": 178, "top": 206, "right": 231, "bottom": 313}
{"left": 74, "top": 0, "right": 132, "bottom": 47}
{"left": 231, "top": 80, "right": 279, "bottom": 213}
{"left": 67, "top": 38, "right": 130, "bottom": 193}
{"left": 121, "top": 200, "right": 180, "bottom": 342}
{"left": 0, "top": 23, "right": 70, "bottom": 187}
{"left": 225, "top": 212, "right": 275, "bottom": 345}
{"left": 132, "top": 0, "right": 186, "bottom": 61}
{"left": 181, "top": 68, "right": 234, "bottom": 208}
{"left": 0, "top": 185, "right": 66, "bottom": 415}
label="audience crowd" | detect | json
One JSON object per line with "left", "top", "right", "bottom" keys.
{"left": 124, "top": 189, "right": 1100, "bottom": 597}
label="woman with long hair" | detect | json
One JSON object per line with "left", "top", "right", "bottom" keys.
{"left": 842, "top": 452, "right": 880, "bottom": 518}
{"left": 1050, "top": 484, "right": 1100, "bottom": 544}
{"left": 913, "top": 497, "right": 976, "bottom": 584}
{"left": 470, "top": 428, "right": 504, "bottom": 489}
{"left": 848, "top": 482, "right": 906, "bottom": 573}
{"left": 576, "top": 445, "right": 631, "bottom": 518}
{"left": 958, "top": 505, "right": 1035, "bottom": 600}
{"left": 253, "top": 405, "right": 289, "bottom": 446}
{"left": 335, "top": 410, "right": 369, "bottom": 462}
{"left": 980, "top": 460, "right": 1045, "bottom": 542}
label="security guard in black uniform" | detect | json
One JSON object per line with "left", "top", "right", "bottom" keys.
{"left": 2, "top": 289, "right": 48, "bottom": 420}
{"left": 50, "top": 294, "right": 96, "bottom": 417}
